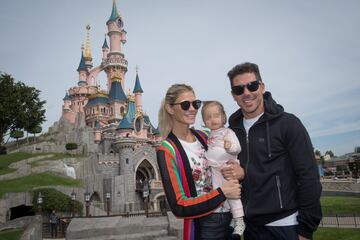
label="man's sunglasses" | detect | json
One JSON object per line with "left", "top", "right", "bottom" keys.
{"left": 232, "top": 80, "right": 261, "bottom": 96}
{"left": 171, "top": 100, "right": 202, "bottom": 111}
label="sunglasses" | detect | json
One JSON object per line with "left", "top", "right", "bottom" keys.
{"left": 171, "top": 100, "right": 202, "bottom": 111}
{"left": 232, "top": 80, "right": 261, "bottom": 96}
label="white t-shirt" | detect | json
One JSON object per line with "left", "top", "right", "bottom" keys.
{"left": 243, "top": 113, "right": 298, "bottom": 226}
{"left": 178, "top": 138, "right": 213, "bottom": 196}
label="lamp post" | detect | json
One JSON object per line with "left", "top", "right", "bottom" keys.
{"left": 71, "top": 190, "right": 76, "bottom": 217}
{"left": 106, "top": 192, "right": 111, "bottom": 216}
{"left": 84, "top": 192, "right": 90, "bottom": 217}
{"left": 37, "top": 192, "right": 43, "bottom": 215}
{"left": 143, "top": 180, "right": 150, "bottom": 217}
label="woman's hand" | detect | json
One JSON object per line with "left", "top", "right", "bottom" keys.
{"left": 221, "top": 159, "right": 245, "bottom": 180}
{"left": 220, "top": 179, "right": 241, "bottom": 199}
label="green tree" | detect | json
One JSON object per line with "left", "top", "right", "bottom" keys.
{"left": 28, "top": 125, "right": 42, "bottom": 143}
{"left": 10, "top": 129, "right": 24, "bottom": 147}
{"left": 32, "top": 188, "right": 83, "bottom": 215}
{"left": 315, "top": 149, "right": 321, "bottom": 157}
{"left": 0, "top": 73, "right": 46, "bottom": 146}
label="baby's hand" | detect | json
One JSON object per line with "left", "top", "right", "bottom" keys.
{"left": 224, "top": 140, "right": 232, "bottom": 150}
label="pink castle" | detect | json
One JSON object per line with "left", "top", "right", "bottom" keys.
{"left": 61, "top": 0, "right": 160, "bottom": 143}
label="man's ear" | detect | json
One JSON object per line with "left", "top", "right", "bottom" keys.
{"left": 165, "top": 103, "right": 174, "bottom": 115}
{"left": 261, "top": 82, "right": 266, "bottom": 94}
{"left": 231, "top": 90, "right": 236, "bottom": 101}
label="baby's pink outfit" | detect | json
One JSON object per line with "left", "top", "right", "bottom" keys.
{"left": 206, "top": 127, "right": 244, "bottom": 218}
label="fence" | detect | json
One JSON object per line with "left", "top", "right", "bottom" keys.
{"left": 320, "top": 214, "right": 360, "bottom": 228}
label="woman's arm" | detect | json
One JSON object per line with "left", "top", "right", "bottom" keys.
{"left": 157, "top": 149, "right": 226, "bottom": 219}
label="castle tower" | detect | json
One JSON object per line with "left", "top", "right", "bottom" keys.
{"left": 102, "top": 35, "right": 110, "bottom": 62}
{"left": 77, "top": 49, "right": 88, "bottom": 87}
{"left": 133, "top": 67, "right": 143, "bottom": 112}
{"left": 62, "top": 92, "right": 71, "bottom": 111}
{"left": 84, "top": 25, "right": 93, "bottom": 70}
{"left": 108, "top": 73, "right": 127, "bottom": 123}
{"left": 105, "top": 0, "right": 128, "bottom": 90}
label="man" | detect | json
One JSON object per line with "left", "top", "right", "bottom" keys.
{"left": 224, "top": 62, "right": 322, "bottom": 240}
{"left": 49, "top": 209, "right": 59, "bottom": 238}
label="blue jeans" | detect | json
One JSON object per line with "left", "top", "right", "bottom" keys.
{"left": 244, "top": 220, "right": 299, "bottom": 240}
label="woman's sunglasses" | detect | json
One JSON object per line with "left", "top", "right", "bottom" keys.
{"left": 231, "top": 80, "right": 261, "bottom": 96}
{"left": 171, "top": 100, "right": 202, "bottom": 111}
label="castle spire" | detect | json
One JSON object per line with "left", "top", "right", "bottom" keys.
{"left": 84, "top": 25, "right": 92, "bottom": 62}
{"left": 77, "top": 51, "right": 86, "bottom": 72}
{"left": 133, "top": 67, "right": 143, "bottom": 93}
{"left": 102, "top": 34, "right": 109, "bottom": 49}
{"left": 108, "top": 0, "right": 120, "bottom": 23}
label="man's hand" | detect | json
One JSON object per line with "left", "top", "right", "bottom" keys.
{"left": 221, "top": 159, "right": 245, "bottom": 180}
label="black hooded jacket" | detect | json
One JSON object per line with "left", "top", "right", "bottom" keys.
{"left": 229, "top": 91, "right": 322, "bottom": 239}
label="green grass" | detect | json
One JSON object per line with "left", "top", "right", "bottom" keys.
{"left": 0, "top": 228, "right": 24, "bottom": 240}
{"left": 0, "top": 152, "right": 44, "bottom": 175}
{"left": 321, "top": 196, "right": 360, "bottom": 215}
{"left": 30, "top": 153, "right": 85, "bottom": 168}
{"left": 0, "top": 152, "right": 85, "bottom": 173}
{"left": 314, "top": 227, "right": 360, "bottom": 240}
{"left": 0, "top": 172, "right": 81, "bottom": 197}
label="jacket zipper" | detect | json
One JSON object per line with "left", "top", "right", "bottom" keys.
{"left": 244, "top": 133, "right": 250, "bottom": 215}
{"left": 276, "top": 175, "right": 283, "bottom": 209}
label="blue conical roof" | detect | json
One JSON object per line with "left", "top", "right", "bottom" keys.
{"left": 133, "top": 73, "right": 143, "bottom": 93}
{"left": 107, "top": 0, "right": 120, "bottom": 24}
{"left": 63, "top": 92, "right": 71, "bottom": 101}
{"left": 109, "top": 81, "right": 127, "bottom": 101}
{"left": 102, "top": 37, "right": 109, "bottom": 49}
{"left": 118, "top": 100, "right": 136, "bottom": 129}
{"left": 152, "top": 124, "right": 160, "bottom": 135}
{"left": 77, "top": 52, "right": 86, "bottom": 72}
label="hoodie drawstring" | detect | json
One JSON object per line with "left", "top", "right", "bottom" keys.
{"left": 266, "top": 121, "right": 272, "bottom": 159}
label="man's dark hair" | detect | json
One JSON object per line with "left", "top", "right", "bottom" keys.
{"left": 227, "top": 62, "right": 262, "bottom": 87}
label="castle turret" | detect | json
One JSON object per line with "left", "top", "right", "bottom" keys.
{"left": 84, "top": 25, "right": 93, "bottom": 70}
{"left": 77, "top": 49, "right": 87, "bottom": 87}
{"left": 105, "top": 0, "right": 128, "bottom": 90}
{"left": 108, "top": 73, "right": 127, "bottom": 123}
{"left": 102, "top": 35, "right": 109, "bottom": 62}
{"left": 62, "top": 92, "right": 71, "bottom": 111}
{"left": 133, "top": 68, "right": 143, "bottom": 112}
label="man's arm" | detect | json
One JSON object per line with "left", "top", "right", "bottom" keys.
{"left": 285, "top": 115, "right": 322, "bottom": 239}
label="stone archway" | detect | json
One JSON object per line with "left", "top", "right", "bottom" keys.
{"left": 135, "top": 159, "right": 157, "bottom": 211}
{"left": 90, "top": 191, "right": 101, "bottom": 202}
{"left": 135, "top": 159, "right": 156, "bottom": 186}
{"left": 154, "top": 193, "right": 169, "bottom": 214}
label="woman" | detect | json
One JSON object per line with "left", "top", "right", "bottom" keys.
{"left": 157, "top": 84, "right": 241, "bottom": 240}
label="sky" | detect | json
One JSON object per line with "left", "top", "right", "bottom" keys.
{"left": 0, "top": 0, "right": 359, "bottom": 156}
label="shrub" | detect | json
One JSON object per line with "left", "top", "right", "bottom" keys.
{"left": 32, "top": 188, "right": 83, "bottom": 215}
{"left": 65, "top": 143, "right": 78, "bottom": 151}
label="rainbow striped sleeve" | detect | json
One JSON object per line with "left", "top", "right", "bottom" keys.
{"left": 157, "top": 143, "right": 226, "bottom": 219}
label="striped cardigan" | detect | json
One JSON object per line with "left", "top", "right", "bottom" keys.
{"left": 157, "top": 129, "right": 226, "bottom": 240}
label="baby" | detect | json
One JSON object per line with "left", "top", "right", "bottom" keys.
{"left": 202, "top": 100, "right": 245, "bottom": 237}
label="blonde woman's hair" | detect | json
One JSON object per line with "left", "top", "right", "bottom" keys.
{"left": 201, "top": 101, "right": 227, "bottom": 125}
{"left": 158, "top": 84, "right": 194, "bottom": 138}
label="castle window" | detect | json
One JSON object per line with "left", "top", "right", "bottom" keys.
{"left": 120, "top": 106, "right": 124, "bottom": 115}
{"left": 126, "top": 158, "right": 129, "bottom": 164}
